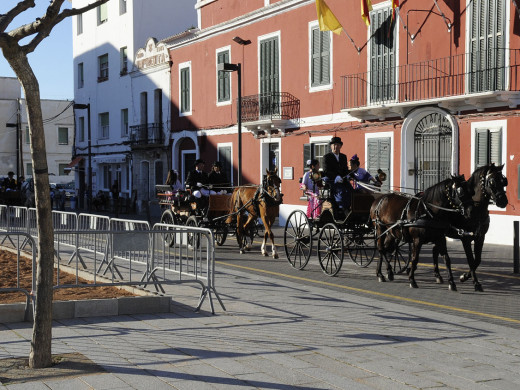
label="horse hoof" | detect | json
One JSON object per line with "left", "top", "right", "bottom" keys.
{"left": 459, "top": 274, "right": 466, "bottom": 283}
{"left": 410, "top": 281, "right": 418, "bottom": 288}
{"left": 378, "top": 275, "right": 386, "bottom": 283}
{"left": 436, "top": 276, "right": 444, "bottom": 284}
{"left": 273, "top": 253, "right": 279, "bottom": 259}
{"left": 240, "top": 249, "right": 245, "bottom": 254}
{"left": 474, "top": 283, "right": 484, "bottom": 292}
{"left": 449, "top": 283, "right": 457, "bottom": 292}
{"left": 262, "top": 252, "right": 268, "bottom": 257}
{"left": 387, "top": 273, "right": 394, "bottom": 282}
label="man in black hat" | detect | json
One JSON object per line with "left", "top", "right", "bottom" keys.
{"left": 208, "top": 161, "right": 228, "bottom": 194}
{"left": 3, "top": 171, "right": 17, "bottom": 191}
{"left": 322, "top": 136, "right": 351, "bottom": 213}
{"left": 185, "top": 158, "right": 214, "bottom": 198}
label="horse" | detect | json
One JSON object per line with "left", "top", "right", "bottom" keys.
{"left": 432, "top": 164, "right": 508, "bottom": 292}
{"left": 226, "top": 169, "right": 282, "bottom": 257}
{"left": 370, "top": 175, "right": 472, "bottom": 290}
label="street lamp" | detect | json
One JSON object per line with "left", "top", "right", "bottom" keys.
{"left": 218, "top": 62, "right": 242, "bottom": 185}
{"left": 73, "top": 103, "right": 91, "bottom": 211}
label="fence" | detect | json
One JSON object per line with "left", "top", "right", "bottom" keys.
{"left": 0, "top": 206, "right": 224, "bottom": 314}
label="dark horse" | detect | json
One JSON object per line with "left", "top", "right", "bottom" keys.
{"left": 226, "top": 169, "right": 282, "bottom": 257}
{"left": 432, "top": 164, "right": 508, "bottom": 291}
{"left": 370, "top": 175, "right": 472, "bottom": 290}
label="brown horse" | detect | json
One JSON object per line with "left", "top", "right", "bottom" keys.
{"left": 226, "top": 169, "right": 282, "bottom": 257}
{"left": 370, "top": 175, "right": 472, "bottom": 290}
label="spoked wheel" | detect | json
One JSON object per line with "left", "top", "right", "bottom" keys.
{"left": 284, "top": 210, "right": 312, "bottom": 270}
{"left": 346, "top": 227, "right": 377, "bottom": 268}
{"left": 215, "top": 225, "right": 228, "bottom": 246}
{"left": 387, "top": 240, "right": 411, "bottom": 274}
{"left": 186, "top": 215, "right": 200, "bottom": 249}
{"left": 160, "top": 209, "right": 178, "bottom": 247}
{"left": 317, "top": 223, "right": 344, "bottom": 276}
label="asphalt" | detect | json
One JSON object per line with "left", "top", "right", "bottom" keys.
{"left": 1, "top": 212, "right": 520, "bottom": 389}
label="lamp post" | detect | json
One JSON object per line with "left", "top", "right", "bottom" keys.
{"left": 217, "top": 62, "right": 242, "bottom": 185}
{"left": 73, "top": 103, "right": 91, "bottom": 211}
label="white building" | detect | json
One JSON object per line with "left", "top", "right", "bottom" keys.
{"left": 0, "top": 76, "right": 74, "bottom": 185}
{"left": 72, "top": 0, "right": 197, "bottom": 211}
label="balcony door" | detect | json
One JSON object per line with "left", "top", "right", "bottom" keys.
{"left": 259, "top": 35, "right": 280, "bottom": 118}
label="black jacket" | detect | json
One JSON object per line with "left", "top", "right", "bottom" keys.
{"left": 185, "top": 169, "right": 208, "bottom": 191}
{"left": 322, "top": 152, "right": 349, "bottom": 179}
{"left": 208, "top": 171, "right": 228, "bottom": 191}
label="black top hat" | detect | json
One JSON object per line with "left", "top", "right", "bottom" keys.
{"left": 212, "top": 161, "right": 222, "bottom": 168}
{"left": 195, "top": 158, "right": 205, "bottom": 165}
{"left": 7, "top": 171, "right": 14, "bottom": 176}
{"left": 329, "top": 136, "right": 343, "bottom": 145}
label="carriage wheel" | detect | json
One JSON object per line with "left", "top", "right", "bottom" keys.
{"left": 317, "top": 223, "right": 344, "bottom": 276}
{"left": 160, "top": 209, "right": 178, "bottom": 247}
{"left": 215, "top": 225, "right": 228, "bottom": 246}
{"left": 284, "top": 210, "right": 312, "bottom": 270}
{"left": 346, "top": 228, "right": 377, "bottom": 268}
{"left": 387, "top": 240, "right": 411, "bottom": 274}
{"left": 186, "top": 215, "right": 200, "bottom": 249}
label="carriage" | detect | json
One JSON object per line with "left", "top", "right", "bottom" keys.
{"left": 283, "top": 178, "right": 411, "bottom": 277}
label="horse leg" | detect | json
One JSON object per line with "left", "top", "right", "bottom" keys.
{"left": 242, "top": 214, "right": 255, "bottom": 251}
{"left": 260, "top": 211, "right": 278, "bottom": 259}
{"left": 470, "top": 236, "right": 485, "bottom": 292}
{"left": 384, "top": 234, "right": 395, "bottom": 282}
{"left": 432, "top": 244, "right": 444, "bottom": 284}
{"left": 459, "top": 238, "right": 484, "bottom": 291}
{"left": 236, "top": 212, "right": 245, "bottom": 254}
{"left": 409, "top": 238, "right": 422, "bottom": 288}
{"left": 375, "top": 229, "right": 387, "bottom": 282}
{"left": 437, "top": 239, "right": 456, "bottom": 291}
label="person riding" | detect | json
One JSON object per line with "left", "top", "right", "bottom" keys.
{"left": 185, "top": 158, "right": 215, "bottom": 199}
{"left": 208, "top": 161, "right": 228, "bottom": 194}
{"left": 300, "top": 159, "right": 322, "bottom": 219}
{"left": 322, "top": 136, "right": 351, "bottom": 214}
{"left": 348, "top": 154, "right": 381, "bottom": 191}
{"left": 165, "top": 169, "right": 183, "bottom": 192}
{"left": 3, "top": 171, "right": 17, "bottom": 191}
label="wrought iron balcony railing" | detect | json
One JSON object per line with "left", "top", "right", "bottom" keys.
{"left": 241, "top": 92, "right": 300, "bottom": 124}
{"left": 341, "top": 48, "right": 520, "bottom": 110}
{"left": 129, "top": 123, "right": 164, "bottom": 146}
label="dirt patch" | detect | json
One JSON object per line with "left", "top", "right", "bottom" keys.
{"left": 0, "top": 352, "right": 106, "bottom": 385}
{"left": 0, "top": 250, "right": 136, "bottom": 304}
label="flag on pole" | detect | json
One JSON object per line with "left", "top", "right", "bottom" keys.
{"left": 316, "top": 0, "right": 343, "bottom": 35}
{"left": 361, "top": 0, "right": 373, "bottom": 26}
{"left": 391, "top": 0, "right": 399, "bottom": 21}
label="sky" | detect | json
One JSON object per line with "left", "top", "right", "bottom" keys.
{"left": 0, "top": 1, "right": 74, "bottom": 101}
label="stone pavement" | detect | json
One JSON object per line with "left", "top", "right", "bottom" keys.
{"left": 2, "top": 254, "right": 520, "bottom": 390}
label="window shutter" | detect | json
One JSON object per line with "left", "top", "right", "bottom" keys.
{"left": 367, "top": 137, "right": 391, "bottom": 192}
{"left": 475, "top": 129, "right": 489, "bottom": 168}
{"left": 311, "top": 28, "right": 321, "bottom": 86}
{"left": 303, "top": 143, "right": 311, "bottom": 173}
{"left": 490, "top": 128, "right": 502, "bottom": 165}
{"left": 321, "top": 31, "right": 330, "bottom": 84}
{"left": 181, "top": 68, "right": 190, "bottom": 113}
{"left": 217, "top": 51, "right": 230, "bottom": 102}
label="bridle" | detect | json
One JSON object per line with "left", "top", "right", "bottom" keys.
{"left": 480, "top": 168, "right": 508, "bottom": 202}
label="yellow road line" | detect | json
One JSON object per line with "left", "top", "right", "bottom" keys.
{"left": 216, "top": 260, "right": 520, "bottom": 324}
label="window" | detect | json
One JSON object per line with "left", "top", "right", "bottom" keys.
{"left": 26, "top": 163, "right": 33, "bottom": 177}
{"left": 58, "top": 164, "right": 68, "bottom": 176}
{"left": 154, "top": 89, "right": 162, "bottom": 124}
{"left": 259, "top": 36, "right": 280, "bottom": 116}
{"left": 121, "top": 109, "right": 128, "bottom": 137}
{"left": 58, "top": 127, "right": 69, "bottom": 145}
{"left": 78, "top": 116, "right": 85, "bottom": 142}
{"left": 103, "top": 166, "right": 112, "bottom": 189}
{"left": 155, "top": 161, "right": 164, "bottom": 187}
{"left": 217, "top": 50, "right": 230, "bottom": 102}
{"left": 475, "top": 128, "right": 502, "bottom": 168}
{"left": 99, "top": 112, "right": 109, "bottom": 139}
{"left": 78, "top": 62, "right": 84, "bottom": 88}
{"left": 179, "top": 64, "right": 191, "bottom": 115}
{"left": 303, "top": 142, "right": 328, "bottom": 174}
{"left": 120, "top": 0, "right": 127, "bottom": 15}
{"left": 367, "top": 137, "right": 391, "bottom": 192}
{"left": 25, "top": 126, "right": 30, "bottom": 144}
{"left": 468, "top": 0, "right": 506, "bottom": 92}
{"left": 120, "top": 47, "right": 128, "bottom": 75}
{"left": 369, "top": 6, "right": 396, "bottom": 103}
{"left": 140, "top": 92, "right": 148, "bottom": 124}
{"left": 310, "top": 25, "right": 331, "bottom": 89}
{"left": 218, "top": 145, "right": 233, "bottom": 186}
{"left": 98, "top": 54, "right": 108, "bottom": 82}
{"left": 97, "top": 3, "right": 108, "bottom": 25}
{"left": 77, "top": 14, "right": 83, "bottom": 35}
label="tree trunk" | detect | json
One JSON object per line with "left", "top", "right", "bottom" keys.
{"left": 6, "top": 50, "right": 55, "bottom": 369}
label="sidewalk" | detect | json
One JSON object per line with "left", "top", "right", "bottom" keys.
{"left": 2, "top": 256, "right": 520, "bottom": 389}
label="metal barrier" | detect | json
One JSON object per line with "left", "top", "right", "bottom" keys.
{"left": 0, "top": 205, "right": 8, "bottom": 232}
{"left": 0, "top": 232, "right": 37, "bottom": 321}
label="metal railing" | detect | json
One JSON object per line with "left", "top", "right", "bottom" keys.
{"left": 241, "top": 92, "right": 300, "bottom": 124}
{"left": 129, "top": 123, "right": 164, "bottom": 146}
{"left": 341, "top": 48, "right": 520, "bottom": 109}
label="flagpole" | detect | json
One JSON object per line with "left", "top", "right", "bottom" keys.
{"left": 432, "top": 0, "right": 452, "bottom": 31}
{"left": 342, "top": 28, "right": 361, "bottom": 53}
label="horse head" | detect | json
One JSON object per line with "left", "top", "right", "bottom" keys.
{"left": 265, "top": 168, "right": 282, "bottom": 203}
{"left": 480, "top": 164, "right": 508, "bottom": 208}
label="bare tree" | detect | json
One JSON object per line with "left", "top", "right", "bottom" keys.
{"left": 0, "top": 0, "right": 109, "bottom": 369}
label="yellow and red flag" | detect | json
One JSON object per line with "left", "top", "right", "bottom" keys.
{"left": 361, "top": 0, "right": 372, "bottom": 26}
{"left": 316, "top": 0, "right": 343, "bottom": 35}
{"left": 391, "top": 0, "right": 399, "bottom": 21}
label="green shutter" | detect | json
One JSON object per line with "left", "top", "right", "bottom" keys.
{"left": 475, "top": 129, "right": 489, "bottom": 168}
{"left": 490, "top": 128, "right": 502, "bottom": 165}
{"left": 217, "top": 51, "right": 230, "bottom": 102}
{"left": 260, "top": 37, "right": 279, "bottom": 94}
{"left": 321, "top": 31, "right": 330, "bottom": 84}
{"left": 367, "top": 137, "right": 391, "bottom": 191}
{"left": 181, "top": 68, "right": 190, "bottom": 113}
{"left": 311, "top": 28, "right": 321, "bottom": 86}
{"left": 311, "top": 29, "right": 331, "bottom": 87}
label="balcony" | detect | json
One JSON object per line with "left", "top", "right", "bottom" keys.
{"left": 241, "top": 92, "right": 300, "bottom": 137}
{"left": 129, "top": 123, "right": 164, "bottom": 148}
{"left": 341, "top": 48, "right": 520, "bottom": 120}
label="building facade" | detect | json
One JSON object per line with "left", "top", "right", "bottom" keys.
{"left": 72, "top": 0, "right": 196, "bottom": 211}
{"left": 164, "top": 0, "right": 520, "bottom": 245}
{"left": 0, "top": 77, "right": 74, "bottom": 185}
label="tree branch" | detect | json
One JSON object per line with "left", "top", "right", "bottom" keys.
{"left": 0, "top": 0, "right": 36, "bottom": 33}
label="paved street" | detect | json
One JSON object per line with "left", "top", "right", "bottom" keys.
{"left": 1, "top": 218, "right": 520, "bottom": 389}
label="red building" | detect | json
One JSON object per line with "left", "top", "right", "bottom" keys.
{"left": 164, "top": 0, "right": 520, "bottom": 245}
